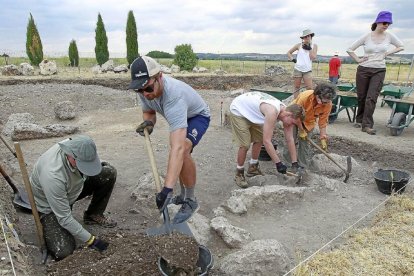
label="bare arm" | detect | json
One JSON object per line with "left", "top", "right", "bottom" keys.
{"left": 283, "top": 124, "right": 297, "bottom": 163}
{"left": 287, "top": 44, "right": 300, "bottom": 61}
{"left": 261, "top": 103, "right": 281, "bottom": 163}
{"left": 143, "top": 110, "right": 156, "bottom": 124}
{"left": 309, "top": 43, "right": 318, "bottom": 60}
{"left": 164, "top": 128, "right": 187, "bottom": 189}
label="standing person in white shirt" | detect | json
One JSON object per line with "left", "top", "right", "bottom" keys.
{"left": 347, "top": 11, "right": 404, "bottom": 135}
{"left": 287, "top": 29, "right": 318, "bottom": 98}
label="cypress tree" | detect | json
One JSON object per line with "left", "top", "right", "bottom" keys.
{"left": 94, "top": 13, "right": 109, "bottom": 65}
{"left": 126, "top": 10, "right": 139, "bottom": 66}
{"left": 68, "top": 39, "right": 79, "bottom": 67}
{"left": 26, "top": 13, "right": 43, "bottom": 66}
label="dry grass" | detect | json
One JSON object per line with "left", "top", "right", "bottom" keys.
{"left": 294, "top": 195, "right": 414, "bottom": 276}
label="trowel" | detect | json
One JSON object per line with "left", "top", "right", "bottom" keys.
{"left": 143, "top": 129, "right": 192, "bottom": 237}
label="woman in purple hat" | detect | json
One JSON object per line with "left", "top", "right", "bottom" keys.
{"left": 346, "top": 11, "right": 404, "bottom": 135}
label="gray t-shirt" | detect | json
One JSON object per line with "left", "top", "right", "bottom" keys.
{"left": 30, "top": 141, "right": 91, "bottom": 242}
{"left": 139, "top": 76, "right": 210, "bottom": 132}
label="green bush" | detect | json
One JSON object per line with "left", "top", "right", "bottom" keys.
{"left": 26, "top": 13, "right": 43, "bottom": 66}
{"left": 173, "top": 44, "right": 197, "bottom": 71}
{"left": 95, "top": 13, "right": 109, "bottom": 66}
{"left": 126, "top": 10, "right": 139, "bottom": 66}
{"left": 147, "top": 50, "right": 173, "bottom": 59}
{"left": 68, "top": 40, "right": 79, "bottom": 67}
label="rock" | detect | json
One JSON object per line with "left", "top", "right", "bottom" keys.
{"left": 92, "top": 65, "right": 103, "bottom": 74}
{"left": 19, "top": 63, "right": 34, "bottom": 76}
{"left": 130, "top": 172, "right": 165, "bottom": 201}
{"left": 229, "top": 185, "right": 306, "bottom": 209}
{"left": 214, "top": 69, "right": 227, "bottom": 75}
{"left": 160, "top": 65, "right": 171, "bottom": 74}
{"left": 113, "top": 64, "right": 128, "bottom": 73}
{"left": 210, "top": 216, "right": 251, "bottom": 248}
{"left": 187, "top": 212, "right": 212, "bottom": 245}
{"left": 2, "top": 113, "right": 35, "bottom": 136}
{"left": 101, "top": 60, "right": 114, "bottom": 72}
{"left": 1, "top": 65, "right": 20, "bottom": 76}
{"left": 265, "top": 65, "right": 288, "bottom": 76}
{"left": 213, "top": 206, "right": 226, "bottom": 217}
{"left": 219, "top": 239, "right": 290, "bottom": 275}
{"left": 192, "top": 66, "right": 208, "bottom": 73}
{"left": 39, "top": 59, "right": 57, "bottom": 75}
{"left": 170, "top": 64, "right": 180, "bottom": 73}
{"left": 54, "top": 101, "right": 76, "bottom": 120}
{"left": 224, "top": 197, "right": 247, "bottom": 215}
{"left": 11, "top": 123, "right": 78, "bottom": 141}
{"left": 230, "top": 88, "right": 246, "bottom": 97}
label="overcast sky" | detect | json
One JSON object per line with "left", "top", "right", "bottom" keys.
{"left": 1, "top": 0, "right": 413, "bottom": 58}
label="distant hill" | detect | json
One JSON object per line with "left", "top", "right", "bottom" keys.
{"left": 196, "top": 52, "right": 413, "bottom": 64}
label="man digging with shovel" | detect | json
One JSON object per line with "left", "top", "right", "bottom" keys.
{"left": 30, "top": 135, "right": 117, "bottom": 260}
{"left": 129, "top": 56, "right": 210, "bottom": 224}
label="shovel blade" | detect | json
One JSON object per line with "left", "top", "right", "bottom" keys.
{"left": 13, "top": 191, "right": 32, "bottom": 211}
{"left": 146, "top": 221, "right": 193, "bottom": 237}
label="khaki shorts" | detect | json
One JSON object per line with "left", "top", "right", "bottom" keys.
{"left": 293, "top": 68, "right": 312, "bottom": 79}
{"left": 230, "top": 113, "right": 263, "bottom": 148}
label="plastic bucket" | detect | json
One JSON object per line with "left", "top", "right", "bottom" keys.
{"left": 373, "top": 169, "right": 410, "bottom": 195}
{"left": 158, "top": 245, "right": 213, "bottom": 276}
{"left": 258, "top": 144, "right": 277, "bottom": 161}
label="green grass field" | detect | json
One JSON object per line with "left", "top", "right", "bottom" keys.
{"left": 1, "top": 56, "right": 412, "bottom": 84}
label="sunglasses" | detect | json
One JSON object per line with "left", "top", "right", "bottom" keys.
{"left": 134, "top": 79, "right": 157, "bottom": 94}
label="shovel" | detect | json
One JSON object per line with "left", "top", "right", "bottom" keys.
{"left": 307, "top": 138, "right": 352, "bottom": 183}
{"left": 14, "top": 142, "right": 48, "bottom": 264}
{"left": 0, "top": 162, "right": 31, "bottom": 211}
{"left": 143, "top": 129, "right": 192, "bottom": 237}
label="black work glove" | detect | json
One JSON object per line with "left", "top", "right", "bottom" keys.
{"left": 156, "top": 187, "right": 173, "bottom": 210}
{"left": 291, "top": 58, "right": 297, "bottom": 63}
{"left": 276, "top": 162, "right": 287, "bottom": 174}
{"left": 88, "top": 236, "right": 109, "bottom": 252}
{"left": 136, "top": 120, "right": 154, "bottom": 136}
{"left": 302, "top": 43, "right": 312, "bottom": 51}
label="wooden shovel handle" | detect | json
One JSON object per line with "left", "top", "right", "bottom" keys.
{"left": 14, "top": 142, "right": 46, "bottom": 250}
{"left": 143, "top": 129, "right": 162, "bottom": 192}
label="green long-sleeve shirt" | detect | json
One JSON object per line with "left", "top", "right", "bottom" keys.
{"left": 30, "top": 141, "right": 91, "bottom": 242}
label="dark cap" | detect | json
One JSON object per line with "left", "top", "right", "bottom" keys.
{"left": 128, "top": 56, "right": 161, "bottom": 90}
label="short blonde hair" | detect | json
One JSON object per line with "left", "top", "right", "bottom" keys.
{"left": 286, "top": 104, "right": 305, "bottom": 121}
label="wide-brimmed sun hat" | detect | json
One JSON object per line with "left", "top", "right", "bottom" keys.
{"left": 300, "top": 29, "right": 314, "bottom": 39}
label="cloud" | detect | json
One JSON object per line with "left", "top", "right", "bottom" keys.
{"left": 0, "top": 0, "right": 413, "bottom": 57}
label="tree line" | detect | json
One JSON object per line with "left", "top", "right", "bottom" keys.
{"left": 25, "top": 11, "right": 197, "bottom": 70}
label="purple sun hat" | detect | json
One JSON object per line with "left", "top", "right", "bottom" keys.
{"left": 375, "top": 11, "right": 393, "bottom": 24}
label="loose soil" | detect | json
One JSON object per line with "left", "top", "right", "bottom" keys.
{"left": 0, "top": 74, "right": 413, "bottom": 275}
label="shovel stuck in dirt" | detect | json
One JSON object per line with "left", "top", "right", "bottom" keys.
{"left": 143, "top": 129, "right": 192, "bottom": 237}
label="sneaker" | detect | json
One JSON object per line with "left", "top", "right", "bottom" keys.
{"left": 84, "top": 213, "right": 117, "bottom": 228}
{"left": 361, "top": 127, "right": 376, "bottom": 135}
{"left": 172, "top": 198, "right": 199, "bottom": 224}
{"left": 246, "top": 163, "right": 264, "bottom": 177}
{"left": 171, "top": 195, "right": 185, "bottom": 205}
{"left": 235, "top": 169, "right": 248, "bottom": 188}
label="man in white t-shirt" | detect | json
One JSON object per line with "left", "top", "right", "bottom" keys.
{"left": 229, "top": 92, "right": 304, "bottom": 188}
{"left": 128, "top": 56, "right": 210, "bottom": 224}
